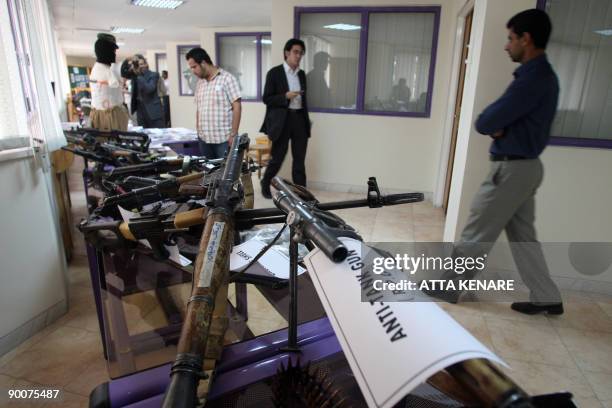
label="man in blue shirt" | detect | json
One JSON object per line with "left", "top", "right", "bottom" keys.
{"left": 428, "top": 9, "right": 563, "bottom": 315}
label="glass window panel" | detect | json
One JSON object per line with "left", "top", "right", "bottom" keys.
{"left": 261, "top": 35, "right": 272, "bottom": 96}
{"left": 545, "top": 0, "right": 612, "bottom": 140}
{"left": 364, "top": 12, "right": 435, "bottom": 113}
{"left": 218, "top": 36, "right": 257, "bottom": 99}
{"left": 300, "top": 12, "right": 361, "bottom": 110}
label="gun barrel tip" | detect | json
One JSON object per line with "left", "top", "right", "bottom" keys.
{"left": 332, "top": 246, "right": 349, "bottom": 263}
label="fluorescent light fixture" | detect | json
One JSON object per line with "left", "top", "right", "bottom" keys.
{"left": 324, "top": 23, "right": 361, "bottom": 31}
{"left": 116, "top": 42, "right": 126, "bottom": 46}
{"left": 110, "top": 27, "right": 145, "bottom": 34}
{"left": 594, "top": 29, "right": 612, "bottom": 36}
{"left": 253, "top": 39, "right": 272, "bottom": 44}
{"left": 131, "top": 0, "right": 184, "bottom": 9}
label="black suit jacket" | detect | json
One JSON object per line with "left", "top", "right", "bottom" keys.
{"left": 132, "top": 70, "right": 163, "bottom": 121}
{"left": 260, "top": 64, "right": 311, "bottom": 142}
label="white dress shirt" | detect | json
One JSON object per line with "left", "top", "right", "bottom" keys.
{"left": 283, "top": 61, "right": 302, "bottom": 110}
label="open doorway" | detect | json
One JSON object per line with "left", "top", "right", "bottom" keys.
{"left": 443, "top": 9, "right": 473, "bottom": 213}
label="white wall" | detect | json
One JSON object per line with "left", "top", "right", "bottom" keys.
{"left": 443, "top": 0, "right": 612, "bottom": 289}
{"left": 166, "top": 41, "right": 200, "bottom": 129}
{"left": 0, "top": 159, "right": 68, "bottom": 338}
{"left": 145, "top": 49, "right": 166, "bottom": 72}
{"left": 270, "top": 0, "right": 461, "bottom": 193}
{"left": 443, "top": 0, "right": 527, "bottom": 241}
{"left": 0, "top": 2, "right": 67, "bottom": 354}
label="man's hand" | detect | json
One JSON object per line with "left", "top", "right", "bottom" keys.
{"left": 228, "top": 134, "right": 235, "bottom": 147}
{"left": 492, "top": 130, "right": 504, "bottom": 138}
{"left": 286, "top": 91, "right": 302, "bottom": 100}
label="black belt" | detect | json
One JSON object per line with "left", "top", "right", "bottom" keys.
{"left": 490, "top": 154, "right": 528, "bottom": 161}
{"left": 287, "top": 109, "right": 304, "bottom": 114}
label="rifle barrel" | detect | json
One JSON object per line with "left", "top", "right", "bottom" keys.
{"left": 272, "top": 177, "right": 347, "bottom": 263}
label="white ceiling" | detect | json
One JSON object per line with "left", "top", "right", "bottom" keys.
{"left": 50, "top": 0, "right": 272, "bottom": 58}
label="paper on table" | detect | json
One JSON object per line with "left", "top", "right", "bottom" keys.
{"left": 303, "top": 237, "right": 505, "bottom": 408}
{"left": 117, "top": 206, "right": 192, "bottom": 266}
{"left": 230, "top": 238, "right": 305, "bottom": 279}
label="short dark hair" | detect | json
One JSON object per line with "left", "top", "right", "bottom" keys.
{"left": 507, "top": 9, "right": 552, "bottom": 49}
{"left": 186, "top": 47, "right": 213, "bottom": 65}
{"left": 283, "top": 38, "right": 305, "bottom": 60}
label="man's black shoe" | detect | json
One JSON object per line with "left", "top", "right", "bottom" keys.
{"left": 511, "top": 302, "right": 564, "bottom": 315}
{"left": 260, "top": 182, "right": 272, "bottom": 199}
{"left": 422, "top": 287, "right": 462, "bottom": 304}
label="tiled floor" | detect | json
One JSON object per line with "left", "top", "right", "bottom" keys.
{"left": 1, "top": 160, "right": 611, "bottom": 407}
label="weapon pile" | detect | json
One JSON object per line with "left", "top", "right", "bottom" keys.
{"left": 73, "top": 129, "right": 572, "bottom": 407}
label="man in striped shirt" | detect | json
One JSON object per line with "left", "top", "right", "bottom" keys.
{"left": 186, "top": 47, "right": 242, "bottom": 159}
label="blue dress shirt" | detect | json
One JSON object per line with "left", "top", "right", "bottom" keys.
{"left": 475, "top": 54, "right": 559, "bottom": 158}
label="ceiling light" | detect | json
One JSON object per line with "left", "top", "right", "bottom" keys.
{"left": 116, "top": 42, "right": 126, "bottom": 46}
{"left": 110, "top": 27, "right": 145, "bottom": 34}
{"left": 594, "top": 29, "right": 612, "bottom": 36}
{"left": 324, "top": 24, "right": 361, "bottom": 31}
{"left": 131, "top": 0, "right": 184, "bottom": 9}
{"left": 253, "top": 39, "right": 272, "bottom": 44}
{"left": 76, "top": 27, "right": 110, "bottom": 33}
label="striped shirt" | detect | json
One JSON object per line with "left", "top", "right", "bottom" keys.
{"left": 195, "top": 68, "right": 241, "bottom": 143}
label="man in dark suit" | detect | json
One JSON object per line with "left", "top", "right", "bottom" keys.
{"left": 260, "top": 38, "right": 311, "bottom": 198}
{"left": 131, "top": 55, "right": 164, "bottom": 128}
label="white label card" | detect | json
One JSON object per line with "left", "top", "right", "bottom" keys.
{"left": 197, "top": 221, "right": 225, "bottom": 288}
{"left": 230, "top": 239, "right": 305, "bottom": 279}
{"left": 303, "top": 238, "right": 504, "bottom": 408}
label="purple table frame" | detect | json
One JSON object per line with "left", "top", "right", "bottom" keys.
{"left": 92, "top": 318, "right": 339, "bottom": 407}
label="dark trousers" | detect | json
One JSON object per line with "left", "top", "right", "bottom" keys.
{"left": 199, "top": 140, "right": 228, "bottom": 159}
{"left": 262, "top": 111, "right": 308, "bottom": 188}
{"left": 137, "top": 108, "right": 164, "bottom": 129}
{"left": 162, "top": 95, "right": 171, "bottom": 128}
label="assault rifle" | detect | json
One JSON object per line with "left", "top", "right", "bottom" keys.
{"left": 96, "top": 159, "right": 256, "bottom": 217}
{"left": 79, "top": 201, "right": 204, "bottom": 260}
{"left": 82, "top": 176, "right": 421, "bottom": 261}
{"left": 104, "top": 156, "right": 224, "bottom": 181}
{"left": 95, "top": 172, "right": 206, "bottom": 217}
{"left": 64, "top": 127, "right": 150, "bottom": 152}
{"left": 61, "top": 144, "right": 152, "bottom": 167}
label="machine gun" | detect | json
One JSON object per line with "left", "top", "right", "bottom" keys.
{"left": 96, "top": 158, "right": 256, "bottom": 217}
{"left": 83, "top": 174, "right": 420, "bottom": 261}
{"left": 79, "top": 201, "right": 206, "bottom": 260}
{"left": 104, "top": 156, "right": 224, "bottom": 181}
{"left": 61, "top": 144, "right": 152, "bottom": 168}
{"left": 267, "top": 178, "right": 546, "bottom": 408}
{"left": 64, "top": 127, "right": 150, "bottom": 152}
{"left": 162, "top": 133, "right": 250, "bottom": 408}
{"left": 96, "top": 171, "right": 206, "bottom": 217}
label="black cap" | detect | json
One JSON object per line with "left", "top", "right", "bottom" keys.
{"left": 97, "top": 33, "right": 118, "bottom": 47}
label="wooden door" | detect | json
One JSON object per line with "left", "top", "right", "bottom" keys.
{"left": 443, "top": 10, "right": 473, "bottom": 212}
